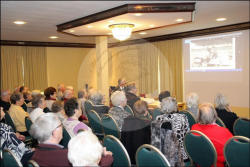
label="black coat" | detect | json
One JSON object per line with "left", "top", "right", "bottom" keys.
{"left": 125, "top": 92, "right": 140, "bottom": 110}
{"left": 216, "top": 108, "right": 238, "bottom": 134}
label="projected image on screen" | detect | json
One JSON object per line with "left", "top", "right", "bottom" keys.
{"left": 189, "top": 34, "right": 236, "bottom": 71}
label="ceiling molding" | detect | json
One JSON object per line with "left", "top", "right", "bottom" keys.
{"left": 0, "top": 40, "right": 95, "bottom": 48}
{"left": 108, "top": 22, "right": 250, "bottom": 48}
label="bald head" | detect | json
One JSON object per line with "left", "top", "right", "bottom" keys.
{"left": 198, "top": 103, "right": 217, "bottom": 124}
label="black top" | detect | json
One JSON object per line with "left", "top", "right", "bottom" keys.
{"left": 125, "top": 92, "right": 140, "bottom": 110}
{"left": 0, "top": 99, "right": 11, "bottom": 112}
{"left": 216, "top": 108, "right": 238, "bottom": 134}
{"left": 92, "top": 105, "right": 110, "bottom": 117}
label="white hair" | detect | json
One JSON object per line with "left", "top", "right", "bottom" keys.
{"left": 161, "top": 97, "right": 177, "bottom": 114}
{"left": 198, "top": 103, "right": 217, "bottom": 124}
{"left": 89, "top": 91, "right": 103, "bottom": 105}
{"left": 111, "top": 91, "right": 126, "bottom": 107}
{"left": 68, "top": 131, "right": 103, "bottom": 166}
{"left": 29, "top": 113, "right": 61, "bottom": 143}
{"left": 214, "top": 93, "right": 229, "bottom": 110}
{"left": 186, "top": 92, "right": 199, "bottom": 109}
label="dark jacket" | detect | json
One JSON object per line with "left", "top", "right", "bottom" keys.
{"left": 216, "top": 108, "right": 238, "bottom": 134}
{"left": 125, "top": 92, "right": 140, "bottom": 109}
{"left": 92, "top": 105, "right": 110, "bottom": 117}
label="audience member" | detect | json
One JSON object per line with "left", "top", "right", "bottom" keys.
{"left": 77, "top": 89, "right": 87, "bottom": 117}
{"left": 8, "top": 92, "right": 29, "bottom": 136}
{"left": 89, "top": 91, "right": 109, "bottom": 117}
{"left": 57, "top": 83, "right": 66, "bottom": 101}
{"left": 186, "top": 92, "right": 199, "bottom": 119}
{"left": 192, "top": 103, "right": 233, "bottom": 167}
{"left": 158, "top": 90, "right": 171, "bottom": 102}
{"left": 63, "top": 89, "right": 73, "bottom": 103}
{"left": 29, "top": 94, "right": 46, "bottom": 122}
{"left": 19, "top": 86, "right": 29, "bottom": 94}
{"left": 44, "top": 87, "right": 57, "bottom": 111}
{"left": 125, "top": 83, "right": 140, "bottom": 109}
{"left": 23, "top": 91, "right": 32, "bottom": 108}
{"left": 0, "top": 89, "right": 11, "bottom": 112}
{"left": 51, "top": 101, "right": 67, "bottom": 122}
{"left": 109, "top": 91, "right": 131, "bottom": 131}
{"left": 63, "top": 98, "right": 90, "bottom": 137}
{"left": 115, "top": 78, "right": 126, "bottom": 91}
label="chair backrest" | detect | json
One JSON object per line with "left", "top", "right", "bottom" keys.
{"left": 101, "top": 114, "right": 120, "bottom": 139}
{"left": 84, "top": 100, "right": 93, "bottom": 116}
{"left": 179, "top": 110, "right": 196, "bottom": 128}
{"left": 103, "top": 135, "right": 131, "bottom": 167}
{"left": 152, "top": 108, "right": 162, "bottom": 120}
{"left": 184, "top": 130, "right": 217, "bottom": 167}
{"left": 136, "top": 144, "right": 171, "bottom": 167}
{"left": 59, "top": 127, "right": 71, "bottom": 148}
{"left": 88, "top": 110, "right": 104, "bottom": 135}
{"left": 2, "top": 149, "right": 23, "bottom": 167}
{"left": 27, "top": 160, "right": 40, "bottom": 167}
{"left": 124, "top": 105, "right": 134, "bottom": 116}
{"left": 233, "top": 118, "right": 250, "bottom": 138}
{"left": 216, "top": 117, "right": 226, "bottom": 127}
{"left": 224, "top": 136, "right": 249, "bottom": 167}
{"left": 4, "top": 112, "right": 16, "bottom": 132}
{"left": 25, "top": 117, "right": 32, "bottom": 132}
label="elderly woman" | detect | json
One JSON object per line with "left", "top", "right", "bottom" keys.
{"left": 63, "top": 97, "right": 91, "bottom": 137}
{"left": 109, "top": 91, "right": 131, "bottom": 131}
{"left": 44, "top": 87, "right": 57, "bottom": 111}
{"left": 186, "top": 92, "right": 199, "bottom": 119}
{"left": 214, "top": 93, "right": 238, "bottom": 134}
{"left": 77, "top": 89, "right": 87, "bottom": 116}
{"left": 89, "top": 90, "right": 109, "bottom": 117}
{"left": 125, "top": 83, "right": 140, "bottom": 109}
{"left": 29, "top": 94, "right": 46, "bottom": 122}
{"left": 192, "top": 103, "right": 233, "bottom": 167}
{"left": 121, "top": 100, "right": 152, "bottom": 164}
{"left": 151, "top": 97, "right": 190, "bottom": 165}
{"left": 51, "top": 101, "right": 67, "bottom": 122}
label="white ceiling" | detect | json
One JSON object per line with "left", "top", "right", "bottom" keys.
{"left": 1, "top": 1, "right": 249, "bottom": 44}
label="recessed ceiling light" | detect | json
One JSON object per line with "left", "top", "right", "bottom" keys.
{"left": 139, "top": 32, "right": 147, "bottom": 35}
{"left": 69, "top": 30, "right": 75, "bottom": 33}
{"left": 87, "top": 25, "right": 93, "bottom": 28}
{"left": 149, "top": 24, "right": 155, "bottom": 28}
{"left": 49, "top": 36, "right": 58, "bottom": 39}
{"left": 107, "top": 33, "right": 112, "bottom": 35}
{"left": 14, "top": 21, "right": 26, "bottom": 25}
{"left": 176, "top": 18, "right": 184, "bottom": 22}
{"left": 134, "top": 13, "right": 143, "bottom": 16}
{"left": 108, "top": 20, "right": 114, "bottom": 23}
{"left": 216, "top": 18, "right": 227, "bottom": 22}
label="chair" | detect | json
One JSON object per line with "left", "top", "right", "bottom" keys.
{"left": 84, "top": 100, "right": 94, "bottom": 116}
{"left": 101, "top": 114, "right": 120, "bottom": 139}
{"left": 216, "top": 117, "right": 226, "bottom": 127}
{"left": 233, "top": 118, "right": 250, "bottom": 138}
{"left": 152, "top": 108, "right": 163, "bottom": 120}
{"left": 2, "top": 149, "right": 23, "bottom": 167}
{"left": 184, "top": 130, "right": 217, "bottom": 167}
{"left": 59, "top": 127, "right": 71, "bottom": 148}
{"left": 27, "top": 160, "right": 40, "bottom": 167}
{"left": 103, "top": 135, "right": 131, "bottom": 167}
{"left": 179, "top": 110, "right": 196, "bottom": 128}
{"left": 25, "top": 117, "right": 32, "bottom": 132}
{"left": 4, "top": 112, "right": 16, "bottom": 132}
{"left": 87, "top": 110, "right": 104, "bottom": 139}
{"left": 136, "top": 144, "right": 171, "bottom": 167}
{"left": 224, "top": 136, "right": 249, "bottom": 167}
{"left": 124, "top": 105, "right": 134, "bottom": 116}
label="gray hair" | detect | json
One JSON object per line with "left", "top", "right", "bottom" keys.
{"left": 186, "top": 92, "right": 199, "bottom": 109}
{"left": 197, "top": 103, "right": 217, "bottom": 124}
{"left": 111, "top": 91, "right": 126, "bottom": 107}
{"left": 214, "top": 93, "right": 229, "bottom": 110}
{"left": 161, "top": 97, "right": 177, "bottom": 114}
{"left": 68, "top": 131, "right": 103, "bottom": 166}
{"left": 78, "top": 90, "right": 86, "bottom": 99}
{"left": 29, "top": 113, "right": 61, "bottom": 143}
{"left": 1, "top": 90, "right": 10, "bottom": 97}
{"left": 89, "top": 91, "right": 103, "bottom": 105}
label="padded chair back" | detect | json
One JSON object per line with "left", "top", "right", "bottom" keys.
{"left": 184, "top": 130, "right": 217, "bottom": 167}
{"left": 124, "top": 105, "right": 134, "bottom": 116}
{"left": 2, "top": 149, "right": 22, "bottom": 167}
{"left": 101, "top": 114, "right": 120, "bottom": 139}
{"left": 152, "top": 108, "right": 162, "bottom": 120}
{"left": 25, "top": 117, "right": 32, "bottom": 132}
{"left": 216, "top": 117, "right": 226, "bottom": 127}
{"left": 27, "top": 160, "right": 40, "bottom": 167}
{"left": 224, "top": 136, "right": 249, "bottom": 167}
{"left": 84, "top": 100, "right": 93, "bottom": 116}
{"left": 4, "top": 112, "right": 16, "bottom": 132}
{"left": 103, "top": 135, "right": 131, "bottom": 167}
{"left": 59, "top": 127, "right": 71, "bottom": 148}
{"left": 136, "top": 144, "right": 170, "bottom": 167}
{"left": 179, "top": 110, "right": 196, "bottom": 128}
{"left": 88, "top": 110, "right": 104, "bottom": 135}
{"left": 233, "top": 118, "right": 250, "bottom": 138}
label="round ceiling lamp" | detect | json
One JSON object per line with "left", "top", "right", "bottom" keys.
{"left": 109, "top": 23, "right": 135, "bottom": 41}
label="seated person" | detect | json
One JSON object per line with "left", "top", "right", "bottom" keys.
{"left": 77, "top": 89, "right": 87, "bottom": 117}
{"left": 19, "top": 86, "right": 29, "bottom": 111}
{"left": 124, "top": 83, "right": 140, "bottom": 110}
{"left": 68, "top": 131, "right": 113, "bottom": 166}
{"left": 121, "top": 100, "right": 151, "bottom": 164}
{"left": 23, "top": 91, "right": 32, "bottom": 107}
{"left": 51, "top": 101, "right": 67, "bottom": 122}
{"left": 89, "top": 90, "right": 109, "bottom": 117}
{"left": 44, "top": 87, "right": 57, "bottom": 111}
{"left": 0, "top": 89, "right": 11, "bottom": 112}
{"left": 63, "top": 89, "right": 73, "bottom": 103}
{"left": 57, "top": 83, "right": 65, "bottom": 101}
{"left": 115, "top": 78, "right": 126, "bottom": 91}
{"left": 158, "top": 90, "right": 171, "bottom": 102}
{"left": 63, "top": 97, "right": 91, "bottom": 137}
{"left": 192, "top": 103, "right": 233, "bottom": 167}
{"left": 8, "top": 92, "right": 30, "bottom": 136}
{"left": 214, "top": 93, "right": 238, "bottom": 134}
{"left": 186, "top": 92, "right": 199, "bottom": 119}
{"left": 29, "top": 94, "right": 46, "bottom": 122}
{"left": 109, "top": 91, "right": 131, "bottom": 131}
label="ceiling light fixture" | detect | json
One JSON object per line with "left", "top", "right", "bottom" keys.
{"left": 216, "top": 18, "right": 227, "bottom": 22}
{"left": 134, "top": 13, "right": 143, "bottom": 16}
{"left": 49, "top": 36, "right": 58, "bottom": 39}
{"left": 69, "top": 30, "right": 75, "bottom": 33}
{"left": 149, "top": 24, "right": 155, "bottom": 28}
{"left": 87, "top": 25, "right": 93, "bottom": 28}
{"left": 139, "top": 32, "right": 147, "bottom": 35}
{"left": 109, "top": 23, "right": 134, "bottom": 41}
{"left": 176, "top": 18, "right": 184, "bottom": 22}
{"left": 14, "top": 21, "right": 26, "bottom": 25}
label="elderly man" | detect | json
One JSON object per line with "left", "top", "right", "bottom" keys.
{"left": 109, "top": 91, "right": 131, "bottom": 131}
{"left": 57, "top": 83, "right": 65, "bottom": 101}
{"left": 0, "top": 89, "right": 11, "bottom": 112}
{"left": 191, "top": 103, "right": 233, "bottom": 167}
{"left": 29, "top": 94, "right": 46, "bottom": 122}
{"left": 125, "top": 83, "right": 140, "bottom": 109}
{"left": 115, "top": 78, "right": 126, "bottom": 91}
{"left": 89, "top": 90, "right": 109, "bottom": 117}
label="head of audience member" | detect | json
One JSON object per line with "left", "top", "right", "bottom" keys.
{"left": 44, "top": 87, "right": 57, "bottom": 100}
{"left": 10, "top": 92, "right": 24, "bottom": 106}
{"left": 111, "top": 91, "right": 127, "bottom": 108}
{"left": 66, "top": 86, "right": 74, "bottom": 94}
{"left": 23, "top": 91, "right": 32, "bottom": 102}
{"left": 186, "top": 92, "right": 199, "bottom": 109}
{"left": 214, "top": 93, "right": 230, "bottom": 110}
{"left": 14, "top": 86, "right": 21, "bottom": 93}
{"left": 0, "top": 107, "right": 5, "bottom": 121}
{"left": 78, "top": 89, "right": 87, "bottom": 99}
{"left": 1, "top": 90, "right": 11, "bottom": 102}
{"left": 68, "top": 131, "right": 103, "bottom": 166}
{"left": 161, "top": 97, "right": 178, "bottom": 114}
{"left": 51, "top": 101, "right": 64, "bottom": 113}
{"left": 158, "top": 91, "right": 171, "bottom": 102}
{"left": 89, "top": 91, "right": 105, "bottom": 105}
{"left": 118, "top": 78, "right": 126, "bottom": 87}
{"left": 32, "top": 94, "right": 46, "bottom": 109}
{"left": 57, "top": 83, "right": 66, "bottom": 93}
{"left": 133, "top": 100, "right": 150, "bottom": 119}
{"left": 63, "top": 89, "right": 73, "bottom": 100}
{"left": 125, "top": 83, "right": 137, "bottom": 95}
{"left": 29, "top": 113, "right": 62, "bottom": 144}
{"left": 31, "top": 90, "right": 41, "bottom": 97}
{"left": 64, "top": 97, "right": 81, "bottom": 119}
{"left": 197, "top": 103, "right": 218, "bottom": 125}
{"left": 19, "top": 86, "right": 29, "bottom": 94}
